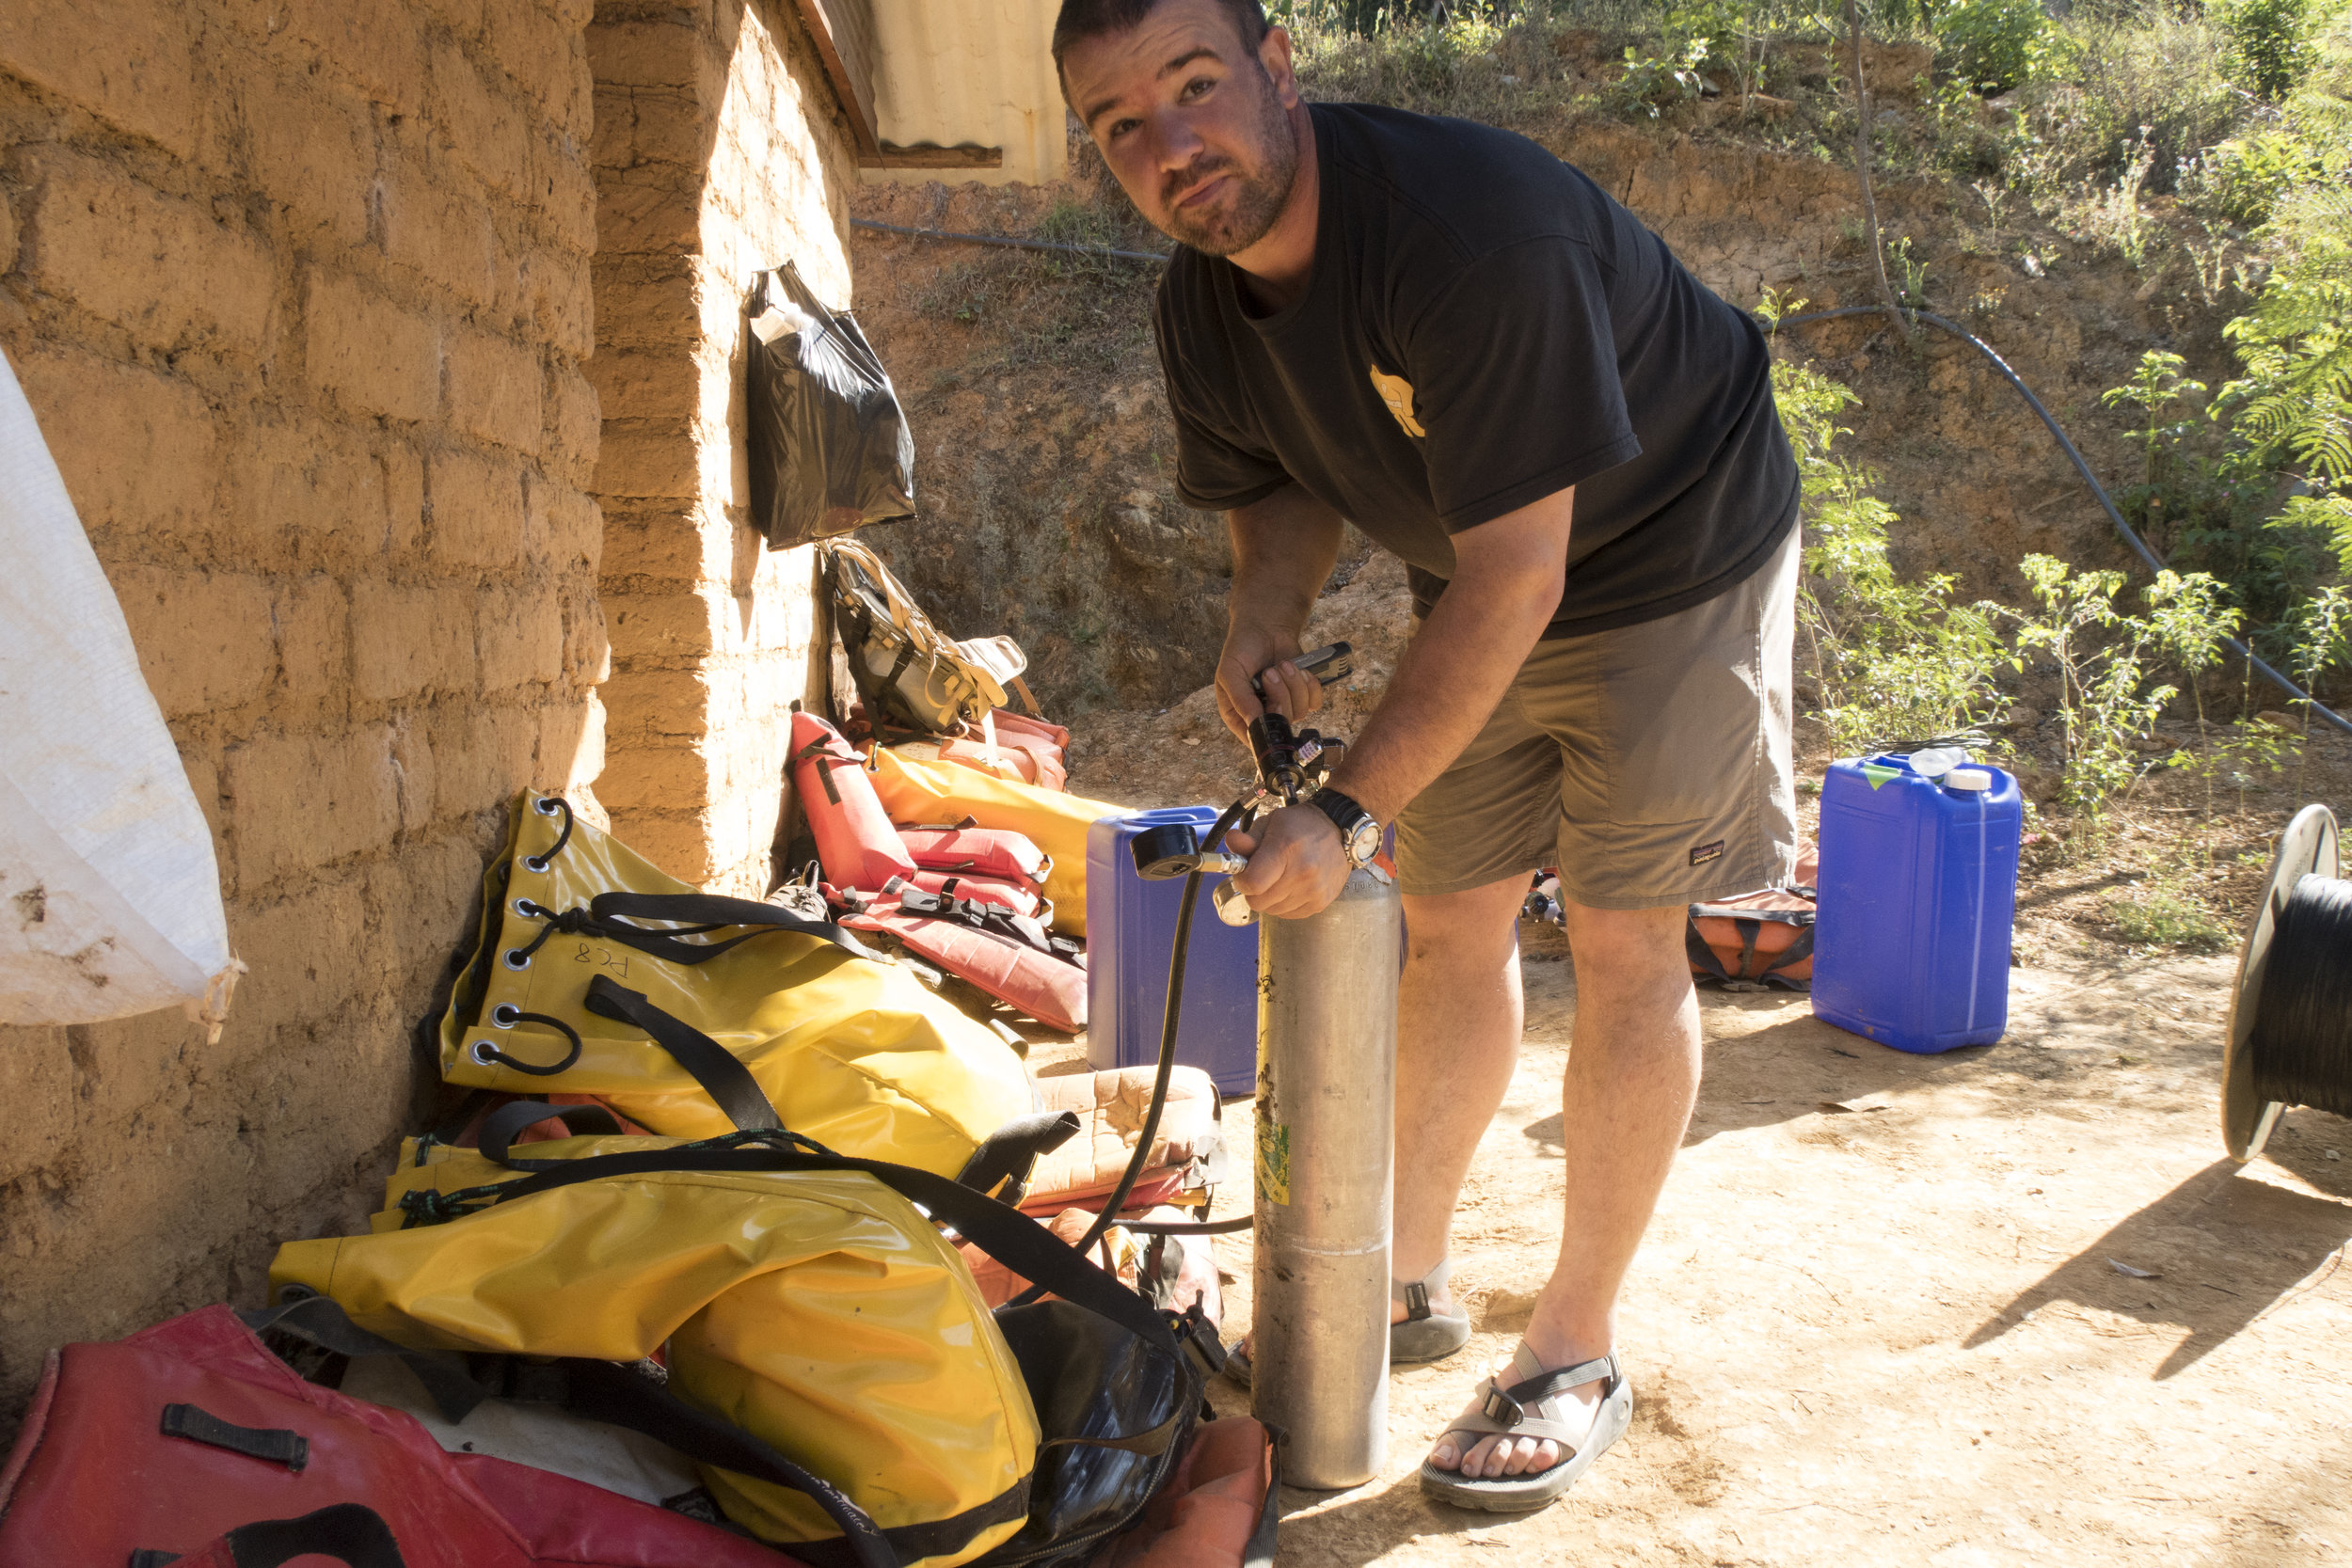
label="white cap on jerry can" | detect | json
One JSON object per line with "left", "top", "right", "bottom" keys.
{"left": 1947, "top": 768, "right": 1994, "bottom": 791}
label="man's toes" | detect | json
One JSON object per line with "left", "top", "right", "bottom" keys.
{"left": 1428, "top": 1437, "right": 1460, "bottom": 1472}
{"left": 1460, "top": 1436, "right": 1501, "bottom": 1478}
{"left": 1500, "top": 1437, "right": 1541, "bottom": 1477}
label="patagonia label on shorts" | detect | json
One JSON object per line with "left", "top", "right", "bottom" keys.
{"left": 1690, "top": 840, "right": 1724, "bottom": 867}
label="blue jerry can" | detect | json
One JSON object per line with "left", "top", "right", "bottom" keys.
{"left": 1812, "top": 753, "right": 2024, "bottom": 1053}
{"left": 1084, "top": 807, "right": 1259, "bottom": 1095}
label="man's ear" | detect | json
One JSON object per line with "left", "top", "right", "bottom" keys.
{"left": 1258, "top": 24, "right": 1299, "bottom": 107}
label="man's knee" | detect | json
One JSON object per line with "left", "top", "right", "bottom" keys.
{"left": 1401, "top": 878, "right": 1528, "bottom": 970}
{"left": 1559, "top": 903, "right": 1692, "bottom": 987}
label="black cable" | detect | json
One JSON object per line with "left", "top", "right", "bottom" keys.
{"left": 850, "top": 218, "right": 1171, "bottom": 264}
{"left": 1006, "top": 796, "right": 1249, "bottom": 1305}
{"left": 1118, "top": 1213, "right": 1259, "bottom": 1235}
{"left": 2249, "top": 873, "right": 2352, "bottom": 1118}
{"left": 1767, "top": 305, "right": 2352, "bottom": 737}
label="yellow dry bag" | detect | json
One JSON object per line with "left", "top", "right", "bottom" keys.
{"left": 437, "top": 792, "right": 1031, "bottom": 1174}
{"left": 867, "top": 750, "right": 1121, "bottom": 934}
{"left": 274, "top": 1126, "right": 1202, "bottom": 1568}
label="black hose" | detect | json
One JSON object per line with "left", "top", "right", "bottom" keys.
{"left": 1119, "top": 1213, "right": 1259, "bottom": 1235}
{"left": 1768, "top": 305, "right": 2352, "bottom": 738}
{"left": 2249, "top": 873, "right": 2352, "bottom": 1118}
{"left": 850, "top": 218, "right": 1171, "bottom": 265}
{"left": 1005, "top": 796, "right": 1250, "bottom": 1304}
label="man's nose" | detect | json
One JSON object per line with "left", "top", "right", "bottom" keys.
{"left": 1144, "top": 109, "right": 1206, "bottom": 175}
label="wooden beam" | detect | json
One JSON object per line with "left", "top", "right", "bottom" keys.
{"left": 872, "top": 142, "right": 1005, "bottom": 169}
{"left": 792, "top": 0, "right": 882, "bottom": 159}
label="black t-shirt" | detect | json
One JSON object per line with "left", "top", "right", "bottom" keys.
{"left": 1153, "top": 103, "right": 1799, "bottom": 636}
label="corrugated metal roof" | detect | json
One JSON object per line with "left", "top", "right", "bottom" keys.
{"left": 866, "top": 0, "right": 1070, "bottom": 185}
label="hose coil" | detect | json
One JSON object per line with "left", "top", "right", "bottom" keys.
{"left": 2248, "top": 872, "right": 2352, "bottom": 1120}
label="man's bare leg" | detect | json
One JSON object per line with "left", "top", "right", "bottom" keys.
{"left": 1422, "top": 899, "right": 1701, "bottom": 1479}
{"left": 1391, "top": 877, "right": 1533, "bottom": 1323}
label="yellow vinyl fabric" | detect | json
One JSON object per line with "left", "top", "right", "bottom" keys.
{"left": 868, "top": 749, "right": 1121, "bottom": 935}
{"left": 437, "top": 792, "right": 1031, "bottom": 1169}
{"left": 276, "top": 1137, "right": 1040, "bottom": 1567}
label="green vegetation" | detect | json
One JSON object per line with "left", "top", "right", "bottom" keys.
{"left": 2109, "top": 864, "right": 2238, "bottom": 949}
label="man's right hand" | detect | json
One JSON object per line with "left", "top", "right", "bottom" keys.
{"left": 1215, "top": 623, "right": 1325, "bottom": 742}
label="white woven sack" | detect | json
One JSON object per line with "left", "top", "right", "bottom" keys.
{"left": 0, "top": 347, "right": 237, "bottom": 1030}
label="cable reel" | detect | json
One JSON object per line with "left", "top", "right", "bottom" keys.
{"left": 2223, "top": 803, "right": 2352, "bottom": 1160}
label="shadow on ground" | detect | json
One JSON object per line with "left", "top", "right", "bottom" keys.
{"left": 1965, "top": 1156, "right": 2352, "bottom": 1377}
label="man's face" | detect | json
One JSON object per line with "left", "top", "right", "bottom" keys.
{"left": 1062, "top": 0, "right": 1302, "bottom": 257}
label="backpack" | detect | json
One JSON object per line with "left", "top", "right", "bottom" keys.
{"left": 823, "top": 538, "right": 1036, "bottom": 736}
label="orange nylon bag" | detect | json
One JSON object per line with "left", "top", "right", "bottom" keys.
{"left": 1685, "top": 847, "right": 1818, "bottom": 989}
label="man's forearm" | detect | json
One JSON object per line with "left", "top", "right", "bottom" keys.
{"left": 1228, "top": 486, "right": 1345, "bottom": 635}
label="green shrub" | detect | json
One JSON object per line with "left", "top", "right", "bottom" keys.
{"left": 1937, "top": 0, "right": 2058, "bottom": 95}
{"left": 2109, "top": 873, "right": 2234, "bottom": 950}
{"left": 2221, "top": 0, "right": 2321, "bottom": 100}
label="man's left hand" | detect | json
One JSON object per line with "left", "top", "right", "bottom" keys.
{"left": 1226, "top": 804, "right": 1351, "bottom": 920}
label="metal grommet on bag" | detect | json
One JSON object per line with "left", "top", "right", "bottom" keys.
{"left": 503, "top": 948, "right": 531, "bottom": 971}
{"left": 470, "top": 1039, "right": 501, "bottom": 1066}
{"left": 514, "top": 897, "right": 535, "bottom": 917}
{"left": 491, "top": 1005, "right": 519, "bottom": 1029}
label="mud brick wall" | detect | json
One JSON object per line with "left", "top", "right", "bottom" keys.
{"left": 0, "top": 0, "right": 605, "bottom": 1413}
{"left": 588, "top": 0, "right": 859, "bottom": 892}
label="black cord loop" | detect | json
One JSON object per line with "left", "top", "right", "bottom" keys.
{"left": 521, "top": 794, "right": 576, "bottom": 872}
{"left": 467, "top": 1010, "right": 583, "bottom": 1077}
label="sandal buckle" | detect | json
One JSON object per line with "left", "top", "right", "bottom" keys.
{"left": 1480, "top": 1386, "right": 1524, "bottom": 1427}
{"left": 1403, "top": 1281, "right": 1430, "bottom": 1323}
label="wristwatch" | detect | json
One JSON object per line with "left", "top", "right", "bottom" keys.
{"left": 1310, "top": 787, "right": 1383, "bottom": 869}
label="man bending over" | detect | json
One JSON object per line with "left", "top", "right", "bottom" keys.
{"left": 1055, "top": 0, "right": 1799, "bottom": 1511}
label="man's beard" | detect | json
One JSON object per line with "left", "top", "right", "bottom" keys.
{"left": 1157, "top": 73, "right": 1299, "bottom": 256}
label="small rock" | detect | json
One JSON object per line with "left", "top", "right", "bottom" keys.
{"left": 2328, "top": 1148, "right": 2343, "bottom": 1161}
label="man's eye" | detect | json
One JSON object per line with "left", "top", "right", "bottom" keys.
{"left": 1106, "top": 117, "right": 1140, "bottom": 140}
{"left": 1179, "top": 75, "right": 1215, "bottom": 103}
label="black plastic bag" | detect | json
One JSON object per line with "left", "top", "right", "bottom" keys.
{"left": 745, "top": 262, "right": 915, "bottom": 548}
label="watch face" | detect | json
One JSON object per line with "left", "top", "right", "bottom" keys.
{"left": 1346, "top": 817, "right": 1384, "bottom": 863}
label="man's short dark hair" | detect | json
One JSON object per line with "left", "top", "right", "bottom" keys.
{"left": 1052, "top": 0, "right": 1272, "bottom": 77}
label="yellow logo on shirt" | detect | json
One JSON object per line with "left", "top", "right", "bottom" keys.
{"left": 1369, "top": 366, "right": 1425, "bottom": 438}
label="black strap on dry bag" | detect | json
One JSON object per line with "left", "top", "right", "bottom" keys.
{"left": 580, "top": 975, "right": 782, "bottom": 1132}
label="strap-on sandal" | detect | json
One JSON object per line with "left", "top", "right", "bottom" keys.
{"left": 1222, "top": 1259, "right": 1472, "bottom": 1385}
{"left": 1416, "top": 1340, "right": 1631, "bottom": 1513}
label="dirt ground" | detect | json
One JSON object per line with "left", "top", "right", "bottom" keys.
{"left": 1041, "top": 565, "right": 2352, "bottom": 1566}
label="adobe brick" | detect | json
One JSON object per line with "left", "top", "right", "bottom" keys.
{"left": 545, "top": 368, "right": 601, "bottom": 490}
{"left": 581, "top": 346, "right": 707, "bottom": 424}
{"left": 222, "top": 727, "right": 402, "bottom": 886}
{"left": 387, "top": 716, "right": 437, "bottom": 833}
{"left": 378, "top": 154, "right": 499, "bottom": 309}
{"left": 0, "top": 187, "right": 17, "bottom": 276}
{"left": 447, "top": 328, "right": 544, "bottom": 454}
{"left": 484, "top": 0, "right": 590, "bottom": 134}
{"left": 273, "top": 576, "right": 352, "bottom": 713}
{"left": 24, "top": 150, "right": 276, "bottom": 354}
{"left": 12, "top": 347, "right": 217, "bottom": 553}
{"left": 476, "top": 585, "right": 565, "bottom": 691}
{"left": 276, "top": 0, "right": 428, "bottom": 114}
{"left": 536, "top": 691, "right": 607, "bottom": 796}
{"left": 535, "top": 130, "right": 599, "bottom": 251}
{"left": 304, "top": 269, "right": 441, "bottom": 423}
{"left": 596, "top": 166, "right": 702, "bottom": 254}
{"left": 429, "top": 704, "right": 539, "bottom": 820}
{"left": 529, "top": 255, "right": 596, "bottom": 361}
{"left": 384, "top": 444, "right": 427, "bottom": 560}
{"left": 233, "top": 420, "right": 389, "bottom": 571}
{"left": 103, "top": 564, "right": 276, "bottom": 719}
{"left": 596, "top": 420, "right": 705, "bottom": 500}
{"left": 429, "top": 39, "right": 531, "bottom": 200}
{"left": 596, "top": 503, "right": 722, "bottom": 585}
{"left": 603, "top": 88, "right": 712, "bottom": 169}
{"left": 177, "top": 744, "right": 230, "bottom": 897}
{"left": 589, "top": 260, "right": 698, "bottom": 351}
{"left": 0, "top": 0, "right": 199, "bottom": 158}
{"left": 350, "top": 580, "right": 476, "bottom": 704}
{"left": 586, "top": 21, "right": 708, "bottom": 91}
{"left": 244, "top": 72, "right": 376, "bottom": 249}
{"left": 221, "top": 880, "right": 373, "bottom": 1036}
{"left": 602, "top": 586, "right": 727, "bottom": 665}
{"left": 599, "top": 666, "right": 713, "bottom": 742}
{"left": 563, "top": 587, "right": 612, "bottom": 686}
{"left": 595, "top": 736, "right": 715, "bottom": 813}
{"left": 541, "top": 483, "right": 601, "bottom": 568}
{"left": 601, "top": 809, "right": 714, "bottom": 885}
{"left": 427, "top": 448, "right": 528, "bottom": 569}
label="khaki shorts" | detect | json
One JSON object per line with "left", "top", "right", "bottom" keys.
{"left": 1393, "top": 526, "right": 1799, "bottom": 911}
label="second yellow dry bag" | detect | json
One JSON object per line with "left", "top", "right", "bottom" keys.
{"left": 437, "top": 791, "right": 1031, "bottom": 1173}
